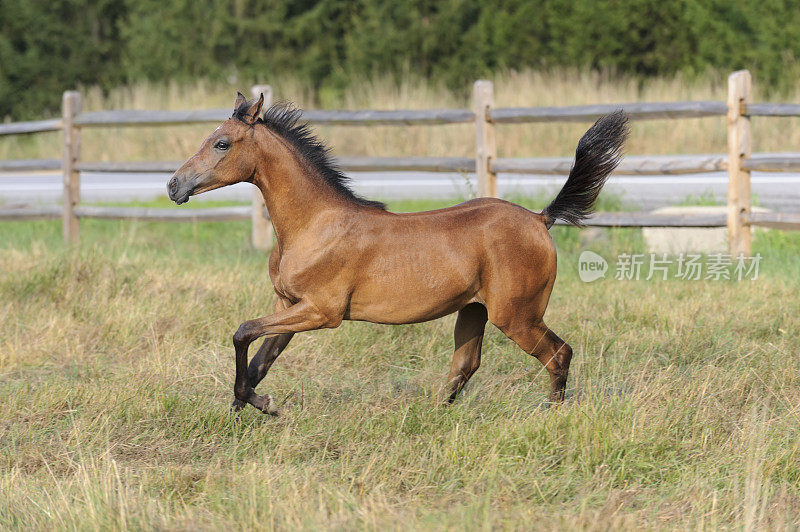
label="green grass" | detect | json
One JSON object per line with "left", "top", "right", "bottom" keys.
{"left": 678, "top": 190, "right": 724, "bottom": 207}
{"left": 1, "top": 197, "right": 799, "bottom": 529}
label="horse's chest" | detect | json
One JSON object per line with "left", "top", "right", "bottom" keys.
{"left": 273, "top": 252, "right": 342, "bottom": 300}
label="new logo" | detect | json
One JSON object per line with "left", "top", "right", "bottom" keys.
{"left": 578, "top": 251, "right": 608, "bottom": 282}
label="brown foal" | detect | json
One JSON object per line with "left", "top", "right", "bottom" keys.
{"left": 168, "top": 93, "right": 628, "bottom": 415}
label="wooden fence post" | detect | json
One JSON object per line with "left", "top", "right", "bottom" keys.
{"left": 473, "top": 80, "right": 497, "bottom": 197}
{"left": 62, "top": 90, "right": 82, "bottom": 244}
{"left": 251, "top": 84, "right": 273, "bottom": 251}
{"left": 727, "top": 70, "right": 752, "bottom": 256}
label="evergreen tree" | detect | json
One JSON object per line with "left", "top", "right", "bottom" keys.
{"left": 2, "top": 0, "right": 800, "bottom": 119}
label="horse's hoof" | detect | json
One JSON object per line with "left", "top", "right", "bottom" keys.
{"left": 230, "top": 398, "right": 246, "bottom": 413}
{"left": 254, "top": 394, "right": 280, "bottom": 416}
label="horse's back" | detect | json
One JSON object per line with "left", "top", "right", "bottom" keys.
{"left": 390, "top": 197, "right": 555, "bottom": 262}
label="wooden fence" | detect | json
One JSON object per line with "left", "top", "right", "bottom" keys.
{"left": 2, "top": 69, "right": 800, "bottom": 255}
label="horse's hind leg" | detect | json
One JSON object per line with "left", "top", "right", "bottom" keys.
{"left": 535, "top": 326, "right": 573, "bottom": 403}
{"left": 503, "top": 321, "right": 573, "bottom": 403}
{"left": 443, "top": 303, "right": 488, "bottom": 403}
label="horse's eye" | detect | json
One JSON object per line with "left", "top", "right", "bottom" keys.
{"left": 215, "top": 140, "right": 230, "bottom": 151}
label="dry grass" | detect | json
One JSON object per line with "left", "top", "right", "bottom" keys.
{"left": 3, "top": 69, "right": 800, "bottom": 167}
{"left": 1, "top": 210, "right": 799, "bottom": 529}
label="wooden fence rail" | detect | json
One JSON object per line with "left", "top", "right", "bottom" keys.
{"left": 0, "top": 119, "right": 62, "bottom": 136}
{"left": 1, "top": 69, "right": 799, "bottom": 254}
{"left": 0, "top": 159, "right": 62, "bottom": 171}
{"left": 489, "top": 100, "right": 728, "bottom": 123}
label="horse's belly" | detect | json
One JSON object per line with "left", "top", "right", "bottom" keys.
{"left": 346, "top": 271, "right": 478, "bottom": 324}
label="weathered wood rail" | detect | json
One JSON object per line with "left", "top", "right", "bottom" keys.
{"left": 1, "top": 69, "right": 798, "bottom": 253}
{"left": 489, "top": 101, "right": 729, "bottom": 123}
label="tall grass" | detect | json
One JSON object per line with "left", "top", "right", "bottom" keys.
{"left": 1, "top": 210, "right": 799, "bottom": 529}
{"left": 3, "top": 69, "right": 800, "bottom": 166}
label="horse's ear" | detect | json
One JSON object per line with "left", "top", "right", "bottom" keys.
{"left": 234, "top": 92, "right": 247, "bottom": 111}
{"left": 239, "top": 92, "right": 264, "bottom": 125}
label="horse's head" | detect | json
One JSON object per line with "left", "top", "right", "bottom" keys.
{"left": 167, "top": 92, "right": 264, "bottom": 204}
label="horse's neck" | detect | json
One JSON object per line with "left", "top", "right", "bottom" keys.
{"left": 252, "top": 151, "right": 346, "bottom": 250}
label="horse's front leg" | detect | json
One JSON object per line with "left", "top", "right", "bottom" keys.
{"left": 231, "top": 297, "right": 294, "bottom": 412}
{"left": 230, "top": 333, "right": 294, "bottom": 413}
{"left": 232, "top": 300, "right": 334, "bottom": 414}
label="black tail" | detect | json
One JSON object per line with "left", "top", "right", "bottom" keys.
{"left": 541, "top": 110, "right": 629, "bottom": 229}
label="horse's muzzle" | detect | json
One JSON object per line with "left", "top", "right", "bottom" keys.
{"left": 167, "top": 175, "right": 194, "bottom": 205}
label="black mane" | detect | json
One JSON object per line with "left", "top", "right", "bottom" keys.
{"left": 233, "top": 99, "right": 386, "bottom": 210}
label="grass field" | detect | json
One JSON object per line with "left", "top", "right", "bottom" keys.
{"left": 1, "top": 194, "right": 799, "bottom": 529}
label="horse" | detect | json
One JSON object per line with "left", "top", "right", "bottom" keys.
{"left": 167, "top": 92, "right": 628, "bottom": 415}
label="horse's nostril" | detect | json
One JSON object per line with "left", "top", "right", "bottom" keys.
{"left": 169, "top": 177, "right": 178, "bottom": 192}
